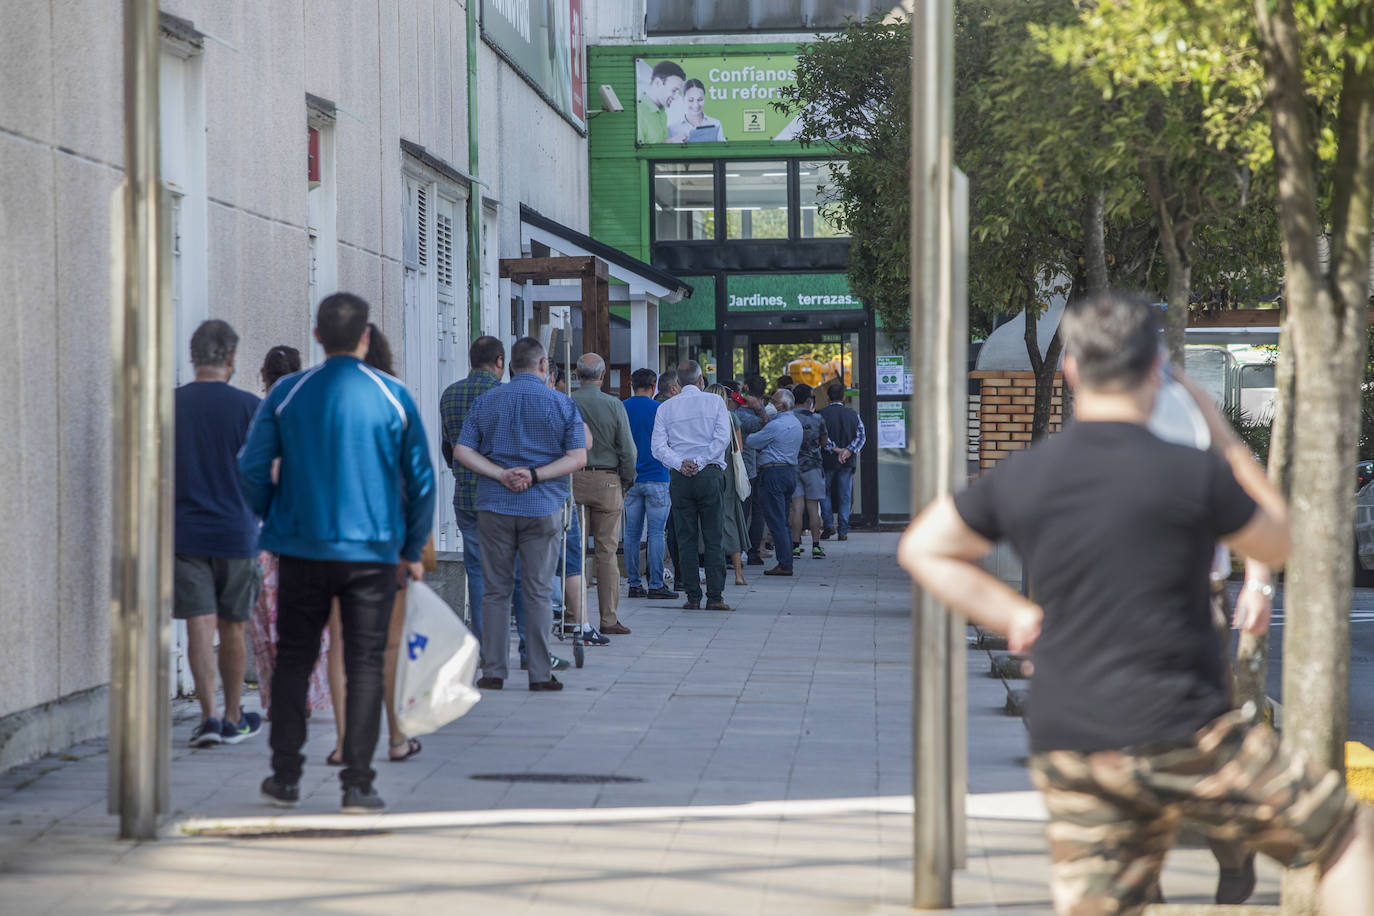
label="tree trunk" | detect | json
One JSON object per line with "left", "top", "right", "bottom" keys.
{"left": 1141, "top": 159, "right": 1192, "bottom": 366}
{"left": 1082, "top": 189, "right": 1109, "bottom": 296}
{"left": 1024, "top": 287, "right": 1063, "bottom": 442}
{"left": 1255, "top": 1, "right": 1374, "bottom": 911}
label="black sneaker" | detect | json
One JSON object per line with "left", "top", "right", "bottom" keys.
{"left": 646, "top": 587, "right": 676, "bottom": 599}
{"left": 342, "top": 785, "right": 385, "bottom": 814}
{"left": 820, "top": 527, "right": 836, "bottom": 540}
{"left": 581, "top": 626, "right": 610, "bottom": 646}
{"left": 627, "top": 586, "right": 647, "bottom": 598}
{"left": 260, "top": 776, "right": 299, "bottom": 808}
{"left": 189, "top": 718, "right": 222, "bottom": 748}
{"left": 812, "top": 545, "right": 826, "bottom": 559}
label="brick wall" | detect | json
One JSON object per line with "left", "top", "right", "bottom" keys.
{"left": 970, "top": 371, "right": 1064, "bottom": 471}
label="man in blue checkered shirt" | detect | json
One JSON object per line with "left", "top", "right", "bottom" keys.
{"left": 455, "top": 337, "right": 587, "bottom": 692}
{"left": 440, "top": 336, "right": 506, "bottom": 646}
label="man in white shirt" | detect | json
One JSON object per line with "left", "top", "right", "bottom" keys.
{"left": 651, "top": 360, "right": 733, "bottom": 611}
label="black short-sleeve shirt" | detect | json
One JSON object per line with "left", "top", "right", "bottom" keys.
{"left": 954, "top": 421, "right": 1257, "bottom": 753}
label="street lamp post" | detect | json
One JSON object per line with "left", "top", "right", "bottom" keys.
{"left": 910, "top": 0, "right": 966, "bottom": 908}
{"left": 108, "top": 0, "right": 173, "bottom": 841}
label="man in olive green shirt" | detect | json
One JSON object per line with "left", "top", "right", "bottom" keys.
{"left": 571, "top": 353, "right": 637, "bottom": 634}
{"left": 637, "top": 60, "right": 686, "bottom": 145}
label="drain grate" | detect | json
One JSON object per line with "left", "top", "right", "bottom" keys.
{"left": 469, "top": 773, "right": 644, "bottom": 784}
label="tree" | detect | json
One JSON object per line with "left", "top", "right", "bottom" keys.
{"left": 1052, "top": 3, "right": 1374, "bottom": 909}
{"left": 777, "top": 15, "right": 918, "bottom": 333}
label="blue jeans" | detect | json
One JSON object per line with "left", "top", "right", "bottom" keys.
{"left": 758, "top": 465, "right": 797, "bottom": 571}
{"left": 824, "top": 465, "right": 855, "bottom": 535}
{"left": 622, "top": 480, "right": 670, "bottom": 589}
{"left": 455, "top": 507, "right": 524, "bottom": 647}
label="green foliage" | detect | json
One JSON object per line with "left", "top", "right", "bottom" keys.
{"left": 775, "top": 15, "right": 916, "bottom": 332}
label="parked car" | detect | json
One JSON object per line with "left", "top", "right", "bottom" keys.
{"left": 1358, "top": 460, "right": 1374, "bottom": 491}
{"left": 1354, "top": 475, "right": 1374, "bottom": 586}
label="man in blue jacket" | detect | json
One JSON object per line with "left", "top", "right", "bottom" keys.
{"left": 239, "top": 292, "right": 435, "bottom": 813}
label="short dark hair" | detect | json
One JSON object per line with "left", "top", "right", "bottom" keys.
{"left": 1059, "top": 291, "right": 1161, "bottom": 392}
{"left": 510, "top": 336, "right": 546, "bottom": 372}
{"left": 631, "top": 368, "right": 657, "bottom": 391}
{"left": 190, "top": 319, "right": 238, "bottom": 367}
{"left": 316, "top": 292, "right": 369, "bottom": 353}
{"left": 469, "top": 335, "right": 504, "bottom": 370}
{"left": 364, "top": 322, "right": 394, "bottom": 375}
{"left": 260, "top": 345, "right": 301, "bottom": 389}
{"left": 793, "top": 383, "right": 813, "bottom": 406}
{"left": 652, "top": 60, "right": 686, "bottom": 83}
{"left": 743, "top": 375, "right": 767, "bottom": 399}
{"left": 776, "top": 375, "right": 794, "bottom": 390}
{"left": 827, "top": 382, "right": 845, "bottom": 403}
{"left": 657, "top": 369, "right": 679, "bottom": 395}
{"left": 721, "top": 378, "right": 741, "bottom": 394}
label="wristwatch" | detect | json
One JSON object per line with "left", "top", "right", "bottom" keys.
{"left": 1243, "top": 579, "right": 1275, "bottom": 599}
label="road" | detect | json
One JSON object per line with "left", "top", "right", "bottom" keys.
{"left": 1231, "top": 583, "right": 1374, "bottom": 745}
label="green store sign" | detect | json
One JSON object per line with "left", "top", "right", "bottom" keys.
{"left": 726, "top": 273, "right": 863, "bottom": 312}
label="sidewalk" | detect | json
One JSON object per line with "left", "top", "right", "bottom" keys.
{"left": 0, "top": 533, "right": 1279, "bottom": 914}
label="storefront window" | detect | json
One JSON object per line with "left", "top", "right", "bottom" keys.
{"left": 653, "top": 162, "right": 717, "bottom": 241}
{"left": 725, "top": 160, "right": 789, "bottom": 239}
{"left": 799, "top": 160, "right": 847, "bottom": 238}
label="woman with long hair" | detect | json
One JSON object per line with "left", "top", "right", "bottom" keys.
{"left": 705, "top": 383, "right": 751, "bottom": 587}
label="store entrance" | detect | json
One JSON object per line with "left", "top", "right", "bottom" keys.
{"left": 728, "top": 329, "right": 875, "bottom": 527}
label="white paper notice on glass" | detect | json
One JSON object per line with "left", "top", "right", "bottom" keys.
{"left": 877, "top": 407, "right": 907, "bottom": 449}
{"left": 876, "top": 356, "right": 905, "bottom": 395}
{"left": 901, "top": 372, "right": 913, "bottom": 394}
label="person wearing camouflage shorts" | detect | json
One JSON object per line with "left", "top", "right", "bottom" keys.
{"left": 899, "top": 292, "right": 1374, "bottom": 915}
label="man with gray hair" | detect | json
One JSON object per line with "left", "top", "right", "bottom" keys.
{"left": 174, "top": 319, "right": 264, "bottom": 748}
{"left": 570, "top": 352, "right": 637, "bottom": 634}
{"left": 651, "top": 360, "right": 734, "bottom": 610}
{"left": 745, "top": 388, "right": 803, "bottom": 577}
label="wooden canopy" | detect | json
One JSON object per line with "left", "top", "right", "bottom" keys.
{"left": 499, "top": 255, "right": 611, "bottom": 359}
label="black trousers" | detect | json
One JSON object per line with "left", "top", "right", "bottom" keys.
{"left": 271, "top": 556, "right": 396, "bottom": 790}
{"left": 669, "top": 465, "right": 726, "bottom": 603}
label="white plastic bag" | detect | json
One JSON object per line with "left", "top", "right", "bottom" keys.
{"left": 395, "top": 581, "right": 481, "bottom": 736}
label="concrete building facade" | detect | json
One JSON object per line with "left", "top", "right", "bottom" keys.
{"left": 0, "top": 0, "right": 590, "bottom": 771}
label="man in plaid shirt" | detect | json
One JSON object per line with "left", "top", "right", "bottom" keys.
{"left": 440, "top": 336, "right": 506, "bottom": 645}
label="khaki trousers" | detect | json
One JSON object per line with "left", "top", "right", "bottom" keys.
{"left": 573, "top": 468, "right": 625, "bottom": 628}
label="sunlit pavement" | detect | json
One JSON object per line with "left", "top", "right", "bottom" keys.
{"left": 0, "top": 533, "right": 1279, "bottom": 914}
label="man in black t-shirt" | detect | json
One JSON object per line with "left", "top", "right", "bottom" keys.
{"left": 899, "top": 292, "right": 1373, "bottom": 915}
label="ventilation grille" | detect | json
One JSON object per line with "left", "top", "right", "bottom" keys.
{"left": 436, "top": 213, "right": 453, "bottom": 288}
{"left": 416, "top": 186, "right": 428, "bottom": 268}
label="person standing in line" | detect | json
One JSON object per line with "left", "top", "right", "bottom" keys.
{"left": 655, "top": 367, "right": 684, "bottom": 587}
{"left": 247, "top": 345, "right": 336, "bottom": 726}
{"left": 734, "top": 375, "right": 771, "bottom": 566}
{"left": 239, "top": 293, "right": 435, "bottom": 813}
{"left": 899, "top": 291, "right": 1374, "bottom": 915}
{"left": 570, "top": 353, "right": 637, "bottom": 635}
{"left": 788, "top": 383, "right": 830, "bottom": 560}
{"left": 774, "top": 375, "right": 795, "bottom": 395}
{"left": 439, "top": 335, "right": 507, "bottom": 647}
{"left": 706, "top": 383, "right": 752, "bottom": 587}
{"left": 455, "top": 337, "right": 587, "bottom": 691}
{"left": 818, "top": 381, "right": 865, "bottom": 541}
{"left": 652, "top": 360, "right": 733, "bottom": 611}
{"left": 745, "top": 389, "right": 802, "bottom": 577}
{"left": 622, "top": 368, "right": 676, "bottom": 600}
{"left": 174, "top": 320, "right": 265, "bottom": 748}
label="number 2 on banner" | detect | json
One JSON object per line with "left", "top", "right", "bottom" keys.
{"left": 742, "top": 109, "right": 765, "bottom": 133}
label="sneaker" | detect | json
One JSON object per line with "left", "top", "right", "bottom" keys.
{"left": 627, "top": 586, "right": 647, "bottom": 598}
{"left": 260, "top": 776, "right": 299, "bottom": 808}
{"left": 581, "top": 626, "right": 610, "bottom": 646}
{"left": 746, "top": 556, "right": 765, "bottom": 566}
{"left": 189, "top": 718, "right": 222, "bottom": 748}
{"left": 812, "top": 545, "right": 826, "bottom": 559}
{"left": 792, "top": 544, "right": 803, "bottom": 559}
{"left": 551, "top": 654, "right": 571, "bottom": 671}
{"left": 646, "top": 587, "right": 676, "bottom": 599}
{"left": 221, "top": 711, "right": 263, "bottom": 745}
{"left": 342, "top": 785, "right": 385, "bottom": 814}
{"left": 821, "top": 527, "right": 836, "bottom": 540}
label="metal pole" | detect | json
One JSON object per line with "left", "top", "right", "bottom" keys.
{"left": 466, "top": 0, "right": 482, "bottom": 342}
{"left": 109, "top": 0, "right": 173, "bottom": 840}
{"left": 911, "top": 0, "right": 958, "bottom": 907}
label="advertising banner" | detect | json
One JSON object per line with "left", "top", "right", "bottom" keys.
{"left": 482, "top": 0, "right": 585, "bottom": 127}
{"left": 634, "top": 55, "right": 805, "bottom": 145}
{"left": 726, "top": 273, "right": 863, "bottom": 312}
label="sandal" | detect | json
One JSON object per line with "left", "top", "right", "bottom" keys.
{"left": 326, "top": 748, "right": 344, "bottom": 766}
{"left": 388, "top": 737, "right": 422, "bottom": 762}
